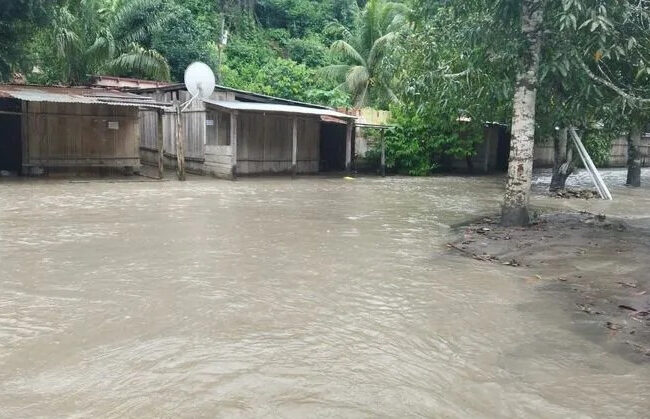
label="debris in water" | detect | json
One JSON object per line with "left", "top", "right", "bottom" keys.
{"left": 624, "top": 341, "right": 650, "bottom": 356}
{"left": 618, "top": 304, "right": 638, "bottom": 312}
{"left": 577, "top": 303, "right": 604, "bottom": 315}
{"left": 606, "top": 322, "right": 624, "bottom": 331}
{"left": 553, "top": 189, "right": 598, "bottom": 199}
{"left": 616, "top": 281, "right": 638, "bottom": 288}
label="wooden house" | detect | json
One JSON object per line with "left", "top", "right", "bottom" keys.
{"left": 133, "top": 84, "right": 356, "bottom": 178}
{"left": 0, "top": 85, "right": 166, "bottom": 175}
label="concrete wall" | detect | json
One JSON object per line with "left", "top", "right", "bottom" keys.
{"left": 534, "top": 135, "right": 650, "bottom": 168}
{"left": 336, "top": 107, "right": 391, "bottom": 159}
{"left": 23, "top": 101, "right": 140, "bottom": 173}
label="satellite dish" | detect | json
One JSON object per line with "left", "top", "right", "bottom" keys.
{"left": 184, "top": 62, "right": 215, "bottom": 100}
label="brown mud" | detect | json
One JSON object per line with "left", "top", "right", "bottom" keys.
{"left": 450, "top": 211, "right": 650, "bottom": 359}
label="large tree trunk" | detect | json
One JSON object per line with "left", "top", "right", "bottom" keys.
{"left": 549, "top": 127, "right": 573, "bottom": 191}
{"left": 626, "top": 126, "right": 642, "bottom": 187}
{"left": 501, "top": 0, "right": 545, "bottom": 226}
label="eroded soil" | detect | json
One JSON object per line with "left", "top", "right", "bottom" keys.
{"left": 450, "top": 211, "right": 650, "bottom": 359}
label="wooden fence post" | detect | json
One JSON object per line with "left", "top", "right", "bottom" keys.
{"left": 381, "top": 130, "right": 386, "bottom": 177}
{"left": 345, "top": 121, "right": 353, "bottom": 172}
{"left": 175, "top": 102, "right": 186, "bottom": 181}
{"left": 291, "top": 117, "right": 298, "bottom": 177}
{"left": 230, "top": 111, "right": 238, "bottom": 180}
{"left": 157, "top": 108, "right": 164, "bottom": 179}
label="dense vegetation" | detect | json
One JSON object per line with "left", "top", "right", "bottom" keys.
{"left": 0, "top": 0, "right": 370, "bottom": 107}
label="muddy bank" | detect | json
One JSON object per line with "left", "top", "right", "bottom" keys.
{"left": 450, "top": 211, "right": 650, "bottom": 359}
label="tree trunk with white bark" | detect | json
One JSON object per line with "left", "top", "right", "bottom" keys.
{"left": 502, "top": 0, "right": 545, "bottom": 226}
{"left": 550, "top": 127, "right": 573, "bottom": 191}
{"left": 626, "top": 126, "right": 642, "bottom": 187}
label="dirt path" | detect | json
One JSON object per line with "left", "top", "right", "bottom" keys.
{"left": 450, "top": 211, "right": 650, "bottom": 360}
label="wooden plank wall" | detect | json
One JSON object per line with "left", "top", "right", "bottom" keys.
{"left": 138, "top": 88, "right": 236, "bottom": 167}
{"left": 236, "top": 112, "right": 320, "bottom": 174}
{"left": 24, "top": 102, "right": 140, "bottom": 168}
{"left": 204, "top": 144, "right": 233, "bottom": 178}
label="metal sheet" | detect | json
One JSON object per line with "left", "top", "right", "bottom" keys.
{"left": 0, "top": 85, "right": 170, "bottom": 109}
{"left": 203, "top": 100, "right": 356, "bottom": 120}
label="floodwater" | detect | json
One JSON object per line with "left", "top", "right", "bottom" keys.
{"left": 0, "top": 170, "right": 648, "bottom": 418}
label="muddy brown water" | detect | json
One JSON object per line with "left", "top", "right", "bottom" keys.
{"left": 1, "top": 170, "right": 648, "bottom": 417}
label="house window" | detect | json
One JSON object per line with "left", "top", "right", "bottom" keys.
{"left": 206, "top": 110, "right": 231, "bottom": 146}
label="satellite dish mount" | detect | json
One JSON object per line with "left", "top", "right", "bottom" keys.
{"left": 174, "top": 62, "right": 217, "bottom": 181}
{"left": 182, "top": 61, "right": 216, "bottom": 110}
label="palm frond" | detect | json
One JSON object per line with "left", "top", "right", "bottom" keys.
{"left": 103, "top": 44, "right": 170, "bottom": 81}
{"left": 86, "top": 29, "right": 116, "bottom": 64}
{"left": 380, "top": 2, "right": 411, "bottom": 31}
{"left": 53, "top": 7, "right": 82, "bottom": 58}
{"left": 110, "top": 0, "right": 170, "bottom": 46}
{"left": 367, "top": 32, "right": 397, "bottom": 68}
{"left": 346, "top": 65, "right": 371, "bottom": 95}
{"left": 320, "top": 64, "right": 353, "bottom": 81}
{"left": 330, "top": 40, "right": 366, "bottom": 66}
{"left": 55, "top": 28, "right": 82, "bottom": 58}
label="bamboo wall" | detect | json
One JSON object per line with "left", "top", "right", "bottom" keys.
{"left": 23, "top": 102, "right": 140, "bottom": 169}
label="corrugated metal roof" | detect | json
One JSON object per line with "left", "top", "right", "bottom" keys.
{"left": 203, "top": 100, "right": 356, "bottom": 120}
{"left": 0, "top": 84, "right": 170, "bottom": 109}
{"left": 130, "top": 83, "right": 331, "bottom": 110}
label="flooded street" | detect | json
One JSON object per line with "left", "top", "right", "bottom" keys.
{"left": 1, "top": 171, "right": 648, "bottom": 417}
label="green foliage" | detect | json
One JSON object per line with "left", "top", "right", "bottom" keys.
{"left": 377, "top": 103, "right": 482, "bottom": 176}
{"left": 582, "top": 129, "right": 616, "bottom": 168}
{"left": 322, "top": 0, "right": 407, "bottom": 108}
{"left": 151, "top": 4, "right": 217, "bottom": 81}
{"left": 305, "top": 88, "right": 349, "bottom": 107}
{"left": 251, "top": 58, "right": 316, "bottom": 101}
{"left": 287, "top": 37, "right": 330, "bottom": 67}
{"left": 28, "top": 0, "right": 171, "bottom": 84}
{"left": 0, "top": 0, "right": 54, "bottom": 80}
{"left": 257, "top": 0, "right": 326, "bottom": 37}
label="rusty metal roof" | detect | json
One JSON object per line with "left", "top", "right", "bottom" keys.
{"left": 90, "top": 75, "right": 172, "bottom": 89}
{"left": 0, "top": 84, "right": 170, "bottom": 109}
{"left": 203, "top": 100, "right": 356, "bottom": 120}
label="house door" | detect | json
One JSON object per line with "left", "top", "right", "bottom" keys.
{"left": 0, "top": 113, "right": 22, "bottom": 174}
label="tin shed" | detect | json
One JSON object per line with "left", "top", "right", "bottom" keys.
{"left": 0, "top": 85, "right": 167, "bottom": 175}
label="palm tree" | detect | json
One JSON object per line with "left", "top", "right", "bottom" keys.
{"left": 322, "top": 0, "right": 408, "bottom": 107}
{"left": 49, "top": 0, "right": 170, "bottom": 84}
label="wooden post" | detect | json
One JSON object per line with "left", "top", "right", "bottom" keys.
{"left": 345, "top": 121, "right": 353, "bottom": 172}
{"left": 291, "top": 116, "right": 298, "bottom": 177}
{"left": 230, "top": 111, "right": 238, "bottom": 180}
{"left": 175, "top": 102, "right": 186, "bottom": 181}
{"left": 157, "top": 108, "right": 164, "bottom": 179}
{"left": 381, "top": 130, "right": 386, "bottom": 177}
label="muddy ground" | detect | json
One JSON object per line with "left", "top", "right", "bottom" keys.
{"left": 450, "top": 211, "right": 650, "bottom": 360}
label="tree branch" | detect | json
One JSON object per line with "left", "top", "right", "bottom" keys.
{"left": 579, "top": 60, "right": 650, "bottom": 105}
{"left": 441, "top": 69, "right": 470, "bottom": 78}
